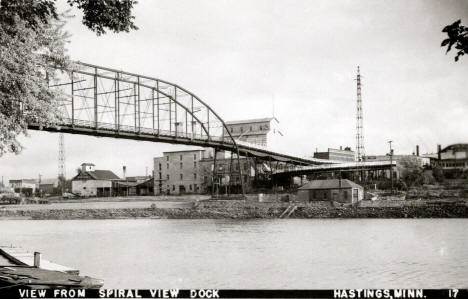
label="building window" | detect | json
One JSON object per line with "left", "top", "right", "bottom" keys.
{"left": 249, "top": 126, "right": 252, "bottom": 131}
{"left": 172, "top": 185, "right": 175, "bottom": 191}
{"left": 194, "top": 154, "right": 196, "bottom": 160}
{"left": 158, "top": 163, "right": 161, "bottom": 170}
{"left": 259, "top": 125, "right": 263, "bottom": 130}
{"left": 180, "top": 155, "right": 183, "bottom": 161}
{"left": 194, "top": 173, "right": 197, "bottom": 179}
{"left": 240, "top": 126, "right": 243, "bottom": 133}
{"left": 167, "top": 163, "right": 169, "bottom": 170}
{"left": 194, "top": 161, "right": 197, "bottom": 168}
{"left": 189, "top": 184, "right": 192, "bottom": 191}
{"left": 180, "top": 174, "right": 183, "bottom": 180}
{"left": 166, "top": 174, "right": 169, "bottom": 180}
{"left": 244, "top": 163, "right": 248, "bottom": 171}
{"left": 159, "top": 172, "right": 162, "bottom": 179}
{"left": 194, "top": 184, "right": 198, "bottom": 191}
{"left": 166, "top": 156, "right": 169, "bottom": 161}
{"left": 180, "top": 162, "right": 183, "bottom": 169}
{"left": 230, "top": 127, "right": 233, "bottom": 133}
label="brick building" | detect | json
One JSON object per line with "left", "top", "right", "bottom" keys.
{"left": 153, "top": 149, "right": 206, "bottom": 195}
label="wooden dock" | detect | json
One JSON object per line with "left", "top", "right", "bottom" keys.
{"left": 0, "top": 246, "right": 79, "bottom": 275}
{"left": 0, "top": 246, "right": 103, "bottom": 290}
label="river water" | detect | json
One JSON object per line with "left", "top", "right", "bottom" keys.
{"left": 1, "top": 219, "right": 467, "bottom": 289}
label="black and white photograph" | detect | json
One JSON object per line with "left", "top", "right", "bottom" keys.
{"left": 0, "top": 0, "right": 467, "bottom": 298}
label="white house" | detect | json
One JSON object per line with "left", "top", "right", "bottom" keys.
{"left": 71, "top": 163, "right": 120, "bottom": 197}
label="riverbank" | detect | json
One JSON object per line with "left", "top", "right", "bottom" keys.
{"left": 1, "top": 199, "right": 467, "bottom": 219}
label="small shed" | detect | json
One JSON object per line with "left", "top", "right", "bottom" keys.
{"left": 297, "top": 179, "right": 363, "bottom": 204}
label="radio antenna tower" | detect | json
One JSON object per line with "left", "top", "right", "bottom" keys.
{"left": 58, "top": 133, "right": 66, "bottom": 179}
{"left": 355, "top": 66, "right": 365, "bottom": 162}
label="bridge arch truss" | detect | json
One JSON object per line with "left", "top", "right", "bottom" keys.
{"left": 49, "top": 62, "right": 238, "bottom": 148}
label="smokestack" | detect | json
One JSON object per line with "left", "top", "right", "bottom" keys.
{"left": 437, "top": 144, "right": 441, "bottom": 160}
{"left": 416, "top": 145, "right": 419, "bottom": 156}
{"left": 34, "top": 252, "right": 41, "bottom": 268}
{"left": 123, "top": 166, "right": 126, "bottom": 180}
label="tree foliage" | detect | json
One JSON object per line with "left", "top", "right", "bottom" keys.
{"left": 0, "top": 3, "right": 69, "bottom": 155}
{"left": 441, "top": 19, "right": 468, "bottom": 61}
{"left": 67, "top": 0, "right": 138, "bottom": 35}
{"left": 0, "top": 0, "right": 138, "bottom": 155}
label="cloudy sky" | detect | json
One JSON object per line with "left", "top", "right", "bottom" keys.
{"left": 1, "top": 0, "right": 467, "bottom": 183}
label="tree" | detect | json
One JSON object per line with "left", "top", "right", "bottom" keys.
{"left": 67, "top": 0, "right": 138, "bottom": 35}
{"left": 441, "top": 19, "right": 468, "bottom": 61}
{"left": 0, "top": 0, "right": 138, "bottom": 155}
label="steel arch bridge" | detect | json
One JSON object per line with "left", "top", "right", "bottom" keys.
{"left": 28, "top": 62, "right": 334, "bottom": 194}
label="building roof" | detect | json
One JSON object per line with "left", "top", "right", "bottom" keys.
{"left": 81, "top": 163, "right": 95, "bottom": 166}
{"left": 40, "top": 178, "right": 59, "bottom": 185}
{"left": 441, "top": 143, "right": 468, "bottom": 152}
{"left": 298, "top": 179, "right": 362, "bottom": 190}
{"left": 87, "top": 170, "right": 120, "bottom": 180}
{"left": 225, "top": 117, "right": 278, "bottom": 125}
{"left": 9, "top": 179, "right": 37, "bottom": 184}
{"left": 72, "top": 170, "right": 120, "bottom": 181}
{"left": 162, "top": 148, "right": 204, "bottom": 154}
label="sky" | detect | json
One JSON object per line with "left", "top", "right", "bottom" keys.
{"left": 1, "top": 0, "right": 467, "bottom": 183}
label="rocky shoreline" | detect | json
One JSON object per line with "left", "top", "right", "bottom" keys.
{"left": 1, "top": 200, "right": 468, "bottom": 219}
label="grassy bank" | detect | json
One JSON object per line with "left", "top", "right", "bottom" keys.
{"left": 1, "top": 200, "right": 467, "bottom": 219}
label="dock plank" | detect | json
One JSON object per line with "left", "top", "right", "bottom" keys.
{"left": 0, "top": 246, "right": 79, "bottom": 275}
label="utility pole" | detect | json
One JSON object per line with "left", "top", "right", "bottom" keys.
{"left": 388, "top": 140, "right": 393, "bottom": 194}
{"left": 58, "top": 133, "right": 65, "bottom": 179}
{"left": 38, "top": 174, "right": 42, "bottom": 197}
{"left": 58, "top": 133, "right": 66, "bottom": 195}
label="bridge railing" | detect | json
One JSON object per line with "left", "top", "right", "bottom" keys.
{"left": 57, "top": 118, "right": 234, "bottom": 143}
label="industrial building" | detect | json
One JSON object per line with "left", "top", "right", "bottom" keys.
{"left": 152, "top": 117, "right": 285, "bottom": 195}
{"left": 437, "top": 143, "right": 468, "bottom": 170}
{"left": 38, "top": 178, "right": 59, "bottom": 195}
{"left": 153, "top": 149, "right": 207, "bottom": 195}
{"left": 112, "top": 176, "right": 154, "bottom": 196}
{"left": 297, "top": 179, "right": 363, "bottom": 204}
{"left": 199, "top": 154, "right": 256, "bottom": 194}
{"left": 364, "top": 154, "right": 430, "bottom": 169}
{"left": 313, "top": 147, "right": 355, "bottom": 162}
{"left": 223, "top": 117, "right": 282, "bottom": 148}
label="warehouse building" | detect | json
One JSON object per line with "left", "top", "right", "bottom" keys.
{"left": 71, "top": 163, "right": 120, "bottom": 197}
{"left": 153, "top": 149, "right": 207, "bottom": 195}
{"left": 297, "top": 179, "right": 363, "bottom": 204}
{"left": 437, "top": 143, "right": 468, "bottom": 169}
